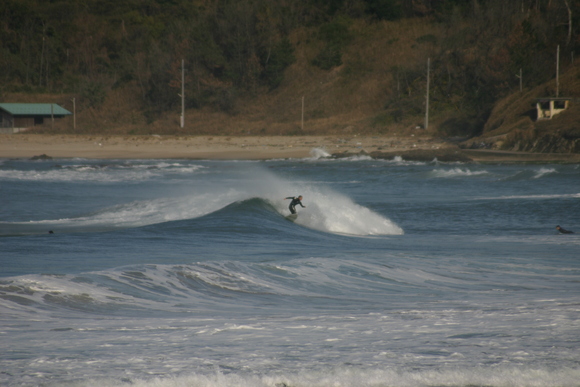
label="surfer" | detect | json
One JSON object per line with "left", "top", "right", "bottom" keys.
{"left": 285, "top": 195, "right": 305, "bottom": 215}
{"left": 556, "top": 225, "right": 574, "bottom": 234}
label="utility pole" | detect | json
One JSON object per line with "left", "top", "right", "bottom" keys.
{"left": 180, "top": 59, "right": 185, "bottom": 128}
{"left": 51, "top": 103, "right": 54, "bottom": 130}
{"left": 71, "top": 97, "right": 76, "bottom": 130}
{"left": 301, "top": 96, "right": 304, "bottom": 131}
{"left": 556, "top": 45, "right": 560, "bottom": 97}
{"left": 516, "top": 68, "right": 522, "bottom": 92}
{"left": 39, "top": 35, "right": 45, "bottom": 87}
{"left": 425, "top": 58, "right": 430, "bottom": 130}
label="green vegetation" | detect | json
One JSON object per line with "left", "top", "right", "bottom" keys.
{"left": 1, "top": 0, "right": 578, "bottom": 138}
{"left": 312, "top": 16, "right": 353, "bottom": 70}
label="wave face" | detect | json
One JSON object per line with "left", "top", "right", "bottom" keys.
{"left": 1, "top": 157, "right": 580, "bottom": 386}
{"left": 0, "top": 159, "right": 401, "bottom": 236}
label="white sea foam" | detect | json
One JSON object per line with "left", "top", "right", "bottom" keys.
{"left": 430, "top": 167, "right": 489, "bottom": 178}
{"left": 346, "top": 154, "right": 373, "bottom": 161}
{"left": 0, "top": 161, "right": 206, "bottom": 182}
{"left": 0, "top": 191, "right": 240, "bottom": 233}
{"left": 475, "top": 193, "right": 580, "bottom": 201}
{"left": 292, "top": 192, "right": 403, "bottom": 235}
{"left": 3, "top": 158, "right": 580, "bottom": 387}
{"left": 303, "top": 147, "right": 374, "bottom": 162}
{"left": 309, "top": 147, "right": 331, "bottom": 159}
{"left": 3, "top": 253, "right": 580, "bottom": 386}
{"left": 78, "top": 367, "right": 580, "bottom": 387}
{"left": 387, "top": 155, "right": 420, "bottom": 165}
{"left": 196, "top": 165, "right": 403, "bottom": 236}
{"left": 533, "top": 167, "right": 557, "bottom": 179}
{"left": 259, "top": 171, "right": 403, "bottom": 235}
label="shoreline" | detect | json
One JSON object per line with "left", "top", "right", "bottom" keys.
{"left": 0, "top": 134, "right": 451, "bottom": 160}
{"left": 1, "top": 134, "right": 579, "bottom": 163}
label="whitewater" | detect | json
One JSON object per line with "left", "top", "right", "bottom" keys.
{"left": 1, "top": 152, "right": 579, "bottom": 387}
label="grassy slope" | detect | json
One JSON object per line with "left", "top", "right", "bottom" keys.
{"left": 150, "top": 18, "right": 443, "bottom": 137}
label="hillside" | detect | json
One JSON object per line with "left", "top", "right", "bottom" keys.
{"left": 4, "top": 17, "right": 444, "bottom": 137}
{"left": 463, "top": 63, "right": 580, "bottom": 153}
{"left": 2, "top": 0, "right": 579, "bottom": 153}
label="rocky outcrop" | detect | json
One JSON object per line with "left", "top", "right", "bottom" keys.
{"left": 502, "top": 129, "right": 580, "bottom": 153}
{"left": 29, "top": 154, "right": 52, "bottom": 160}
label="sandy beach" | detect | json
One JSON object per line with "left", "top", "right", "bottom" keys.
{"left": 1, "top": 134, "right": 579, "bottom": 163}
{"left": 0, "top": 134, "right": 449, "bottom": 160}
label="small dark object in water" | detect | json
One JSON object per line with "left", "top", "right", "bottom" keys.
{"left": 30, "top": 154, "right": 52, "bottom": 160}
{"left": 556, "top": 225, "right": 574, "bottom": 234}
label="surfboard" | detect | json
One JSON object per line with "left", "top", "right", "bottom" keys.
{"left": 285, "top": 214, "right": 297, "bottom": 222}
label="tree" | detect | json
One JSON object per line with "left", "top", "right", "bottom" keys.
{"left": 364, "top": 0, "right": 403, "bottom": 20}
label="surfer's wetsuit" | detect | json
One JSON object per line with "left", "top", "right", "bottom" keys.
{"left": 556, "top": 225, "right": 574, "bottom": 234}
{"left": 286, "top": 196, "right": 305, "bottom": 214}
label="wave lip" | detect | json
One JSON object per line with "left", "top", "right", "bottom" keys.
{"left": 214, "top": 196, "right": 403, "bottom": 237}
{"left": 0, "top": 193, "right": 403, "bottom": 237}
{"left": 0, "top": 163, "right": 402, "bottom": 237}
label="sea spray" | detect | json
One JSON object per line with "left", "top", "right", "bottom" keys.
{"left": 285, "top": 188, "right": 403, "bottom": 235}
{"left": 309, "top": 147, "right": 331, "bottom": 159}
{"left": 0, "top": 162, "right": 403, "bottom": 236}
{"left": 237, "top": 165, "right": 403, "bottom": 235}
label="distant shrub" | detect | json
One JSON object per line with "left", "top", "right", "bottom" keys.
{"left": 391, "top": 109, "right": 404, "bottom": 123}
{"left": 318, "top": 17, "right": 353, "bottom": 47}
{"left": 371, "top": 112, "right": 392, "bottom": 127}
{"left": 215, "top": 87, "right": 237, "bottom": 114}
{"left": 416, "top": 34, "right": 437, "bottom": 45}
{"left": 262, "top": 38, "right": 296, "bottom": 89}
{"left": 312, "top": 45, "right": 343, "bottom": 70}
{"left": 81, "top": 82, "right": 106, "bottom": 108}
{"left": 439, "top": 116, "right": 481, "bottom": 137}
{"left": 364, "top": 0, "right": 403, "bottom": 21}
{"left": 312, "top": 17, "right": 353, "bottom": 70}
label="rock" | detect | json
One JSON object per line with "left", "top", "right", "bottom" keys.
{"left": 30, "top": 154, "right": 52, "bottom": 160}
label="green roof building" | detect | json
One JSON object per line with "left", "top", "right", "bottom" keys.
{"left": 0, "top": 103, "right": 72, "bottom": 133}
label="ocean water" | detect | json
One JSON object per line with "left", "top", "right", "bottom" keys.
{"left": 1, "top": 150, "right": 579, "bottom": 387}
